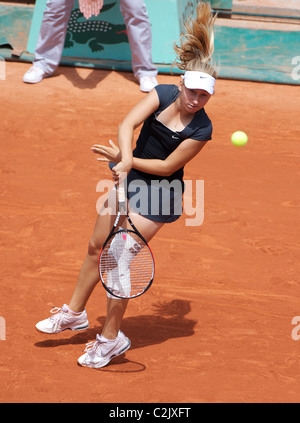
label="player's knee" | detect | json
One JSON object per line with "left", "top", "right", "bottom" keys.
{"left": 87, "top": 238, "right": 101, "bottom": 257}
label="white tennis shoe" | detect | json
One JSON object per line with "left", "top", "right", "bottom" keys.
{"left": 78, "top": 331, "right": 131, "bottom": 368}
{"left": 35, "top": 304, "right": 89, "bottom": 334}
{"left": 139, "top": 76, "right": 158, "bottom": 92}
{"left": 23, "top": 66, "right": 49, "bottom": 84}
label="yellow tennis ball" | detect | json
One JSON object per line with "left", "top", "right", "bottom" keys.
{"left": 231, "top": 131, "right": 248, "bottom": 147}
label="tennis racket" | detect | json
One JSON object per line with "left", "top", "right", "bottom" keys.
{"left": 98, "top": 184, "right": 155, "bottom": 299}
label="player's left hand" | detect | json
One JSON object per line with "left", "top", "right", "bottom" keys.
{"left": 79, "top": 0, "right": 104, "bottom": 20}
{"left": 91, "top": 140, "right": 121, "bottom": 163}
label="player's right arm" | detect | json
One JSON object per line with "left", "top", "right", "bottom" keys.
{"left": 92, "top": 89, "right": 160, "bottom": 183}
{"left": 116, "top": 88, "right": 160, "bottom": 168}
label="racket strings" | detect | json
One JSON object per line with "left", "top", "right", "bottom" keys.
{"left": 100, "top": 231, "right": 154, "bottom": 298}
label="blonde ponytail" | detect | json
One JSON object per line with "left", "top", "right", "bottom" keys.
{"left": 174, "top": 2, "right": 218, "bottom": 79}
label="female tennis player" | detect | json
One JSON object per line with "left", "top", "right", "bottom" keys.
{"left": 36, "top": 2, "right": 218, "bottom": 369}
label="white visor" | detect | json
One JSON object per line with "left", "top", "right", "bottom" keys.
{"left": 182, "top": 71, "right": 216, "bottom": 95}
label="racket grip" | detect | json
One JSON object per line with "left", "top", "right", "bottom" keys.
{"left": 118, "top": 184, "right": 126, "bottom": 204}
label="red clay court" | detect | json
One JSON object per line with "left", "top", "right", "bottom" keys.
{"left": 0, "top": 0, "right": 300, "bottom": 404}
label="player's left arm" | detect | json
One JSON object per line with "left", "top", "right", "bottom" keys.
{"left": 132, "top": 138, "right": 208, "bottom": 176}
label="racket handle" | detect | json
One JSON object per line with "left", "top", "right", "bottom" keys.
{"left": 118, "top": 184, "right": 126, "bottom": 205}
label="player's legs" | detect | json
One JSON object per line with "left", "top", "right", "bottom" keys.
{"left": 33, "top": 0, "right": 75, "bottom": 75}
{"left": 119, "top": 0, "right": 157, "bottom": 81}
{"left": 76, "top": 205, "right": 164, "bottom": 368}
{"left": 36, "top": 187, "right": 163, "bottom": 345}
{"left": 68, "top": 191, "right": 163, "bottom": 339}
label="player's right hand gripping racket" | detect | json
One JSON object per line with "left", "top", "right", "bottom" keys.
{"left": 98, "top": 184, "right": 155, "bottom": 299}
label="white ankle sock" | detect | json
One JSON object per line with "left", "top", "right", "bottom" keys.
{"left": 100, "top": 334, "right": 117, "bottom": 342}
{"left": 67, "top": 305, "right": 83, "bottom": 316}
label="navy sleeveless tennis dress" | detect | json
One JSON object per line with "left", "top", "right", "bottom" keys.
{"left": 125, "top": 84, "right": 212, "bottom": 223}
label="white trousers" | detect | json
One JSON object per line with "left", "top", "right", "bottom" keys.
{"left": 34, "top": 0, "right": 157, "bottom": 79}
